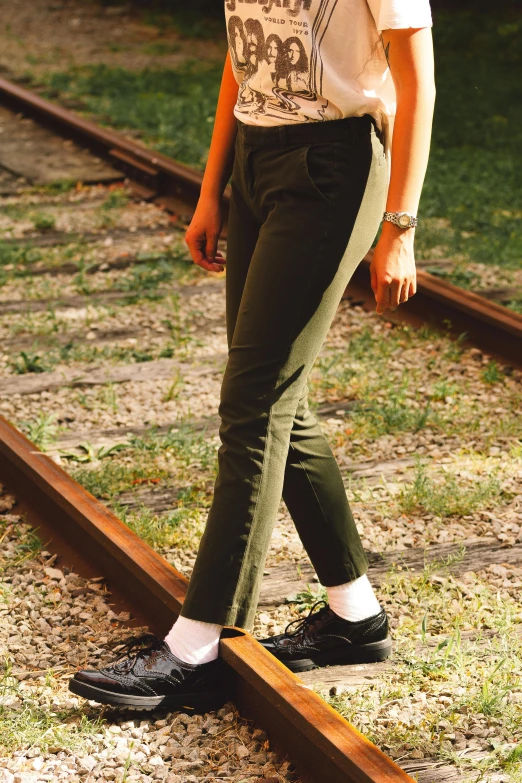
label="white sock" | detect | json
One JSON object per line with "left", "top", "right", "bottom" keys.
{"left": 164, "top": 616, "right": 223, "bottom": 665}
{"left": 326, "top": 574, "right": 382, "bottom": 622}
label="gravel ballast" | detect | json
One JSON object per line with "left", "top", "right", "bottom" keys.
{"left": 0, "top": 499, "right": 299, "bottom": 783}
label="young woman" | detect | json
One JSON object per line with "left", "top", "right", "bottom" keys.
{"left": 70, "top": 0, "right": 435, "bottom": 712}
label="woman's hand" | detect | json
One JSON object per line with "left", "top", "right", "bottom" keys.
{"left": 184, "top": 50, "right": 239, "bottom": 274}
{"left": 370, "top": 223, "right": 416, "bottom": 315}
{"left": 185, "top": 196, "right": 226, "bottom": 274}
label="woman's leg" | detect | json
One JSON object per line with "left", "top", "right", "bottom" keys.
{"left": 283, "top": 385, "right": 368, "bottom": 588}
{"left": 222, "top": 129, "right": 376, "bottom": 592}
{"left": 181, "top": 117, "right": 388, "bottom": 631}
{"left": 221, "top": 140, "right": 367, "bottom": 591}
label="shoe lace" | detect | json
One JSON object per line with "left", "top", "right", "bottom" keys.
{"left": 280, "top": 600, "right": 330, "bottom": 646}
{"left": 108, "top": 632, "right": 163, "bottom": 673}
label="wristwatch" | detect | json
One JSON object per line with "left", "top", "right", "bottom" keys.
{"left": 383, "top": 211, "right": 418, "bottom": 229}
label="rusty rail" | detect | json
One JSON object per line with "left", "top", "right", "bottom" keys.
{"left": 0, "top": 76, "right": 224, "bottom": 215}
{"left": 0, "top": 415, "right": 412, "bottom": 783}
{"left": 1, "top": 76, "right": 521, "bottom": 367}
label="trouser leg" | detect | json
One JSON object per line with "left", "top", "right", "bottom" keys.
{"left": 220, "top": 136, "right": 372, "bottom": 589}
{"left": 283, "top": 386, "right": 368, "bottom": 587}
{"left": 181, "top": 119, "right": 388, "bottom": 630}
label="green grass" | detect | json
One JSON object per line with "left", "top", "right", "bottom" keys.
{"left": 0, "top": 519, "right": 42, "bottom": 570}
{"left": 9, "top": 340, "right": 183, "bottom": 374}
{"left": 0, "top": 521, "right": 107, "bottom": 756}
{"left": 41, "top": 61, "right": 222, "bottom": 169}
{"left": 0, "top": 667, "right": 106, "bottom": 755}
{"left": 309, "top": 320, "right": 522, "bottom": 450}
{"left": 142, "top": 8, "right": 224, "bottom": 41}
{"left": 18, "top": 414, "right": 59, "bottom": 451}
{"left": 0, "top": 242, "right": 42, "bottom": 288}
{"left": 397, "top": 458, "right": 504, "bottom": 517}
{"left": 325, "top": 564, "right": 522, "bottom": 778}
{"left": 416, "top": 10, "right": 522, "bottom": 270}
{"left": 141, "top": 41, "right": 182, "bottom": 56}
{"left": 30, "top": 212, "right": 56, "bottom": 232}
{"left": 70, "top": 424, "right": 218, "bottom": 551}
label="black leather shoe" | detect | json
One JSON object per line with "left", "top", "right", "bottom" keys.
{"left": 258, "top": 601, "right": 392, "bottom": 672}
{"left": 68, "top": 633, "right": 225, "bottom": 711}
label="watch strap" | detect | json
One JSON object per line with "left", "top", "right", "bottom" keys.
{"left": 383, "top": 211, "right": 418, "bottom": 228}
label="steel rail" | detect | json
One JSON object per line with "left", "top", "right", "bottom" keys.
{"left": 0, "top": 76, "right": 216, "bottom": 211}
{"left": 1, "top": 76, "right": 521, "bottom": 367}
{"left": 0, "top": 415, "right": 412, "bottom": 783}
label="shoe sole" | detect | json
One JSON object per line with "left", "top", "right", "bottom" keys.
{"left": 281, "top": 637, "right": 392, "bottom": 673}
{"left": 68, "top": 678, "right": 225, "bottom": 712}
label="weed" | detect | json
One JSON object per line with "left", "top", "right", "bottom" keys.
{"left": 114, "top": 260, "right": 176, "bottom": 296}
{"left": 130, "top": 349, "right": 153, "bottom": 363}
{"left": 476, "top": 659, "right": 516, "bottom": 716}
{"left": 34, "top": 179, "right": 76, "bottom": 195}
{"left": 100, "top": 187, "right": 129, "bottom": 211}
{"left": 286, "top": 585, "right": 327, "bottom": 612}
{"left": 72, "top": 258, "right": 93, "bottom": 296}
{"left": 0, "top": 664, "right": 105, "bottom": 754}
{"left": 442, "top": 331, "right": 468, "bottom": 362}
{"left": 0, "top": 520, "right": 42, "bottom": 569}
{"left": 0, "top": 242, "right": 42, "bottom": 284}
{"left": 426, "top": 265, "right": 482, "bottom": 290}
{"left": 31, "top": 213, "right": 56, "bottom": 231}
{"left": 100, "top": 383, "right": 119, "bottom": 413}
{"left": 482, "top": 360, "right": 505, "bottom": 385}
{"left": 18, "top": 414, "right": 59, "bottom": 451}
{"left": 429, "top": 380, "right": 461, "bottom": 402}
{"left": 121, "top": 742, "right": 135, "bottom": 782}
{"left": 72, "top": 462, "right": 170, "bottom": 500}
{"left": 327, "top": 567, "right": 522, "bottom": 775}
{"left": 349, "top": 393, "right": 436, "bottom": 439}
{"left": 162, "top": 371, "right": 183, "bottom": 402}
{"left": 59, "top": 441, "right": 128, "bottom": 464}
{"left": 398, "top": 459, "right": 503, "bottom": 517}
{"left": 112, "top": 505, "right": 189, "bottom": 551}
{"left": 9, "top": 351, "right": 50, "bottom": 374}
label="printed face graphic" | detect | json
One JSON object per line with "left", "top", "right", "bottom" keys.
{"left": 288, "top": 42, "right": 300, "bottom": 65}
{"left": 247, "top": 32, "right": 259, "bottom": 63}
{"left": 267, "top": 39, "right": 279, "bottom": 63}
{"left": 229, "top": 8, "right": 328, "bottom": 123}
{"left": 234, "top": 28, "right": 244, "bottom": 61}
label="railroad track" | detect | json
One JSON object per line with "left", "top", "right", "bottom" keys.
{"left": 1, "top": 78, "right": 521, "bottom": 783}
{"left": 0, "top": 418, "right": 412, "bottom": 783}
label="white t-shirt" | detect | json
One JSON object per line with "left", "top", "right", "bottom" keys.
{"left": 225, "top": 0, "right": 432, "bottom": 143}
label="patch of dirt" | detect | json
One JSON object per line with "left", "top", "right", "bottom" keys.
{"left": 0, "top": 0, "right": 227, "bottom": 80}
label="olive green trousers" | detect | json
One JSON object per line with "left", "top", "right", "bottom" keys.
{"left": 181, "top": 114, "right": 388, "bottom": 630}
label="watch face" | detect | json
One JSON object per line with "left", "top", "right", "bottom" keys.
{"left": 398, "top": 214, "right": 410, "bottom": 227}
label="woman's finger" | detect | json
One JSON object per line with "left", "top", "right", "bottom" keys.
{"left": 185, "top": 232, "right": 223, "bottom": 272}
{"left": 389, "top": 278, "right": 402, "bottom": 308}
{"left": 376, "top": 281, "right": 391, "bottom": 314}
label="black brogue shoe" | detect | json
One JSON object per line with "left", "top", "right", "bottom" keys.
{"left": 258, "top": 601, "right": 391, "bottom": 672}
{"left": 69, "top": 633, "right": 225, "bottom": 711}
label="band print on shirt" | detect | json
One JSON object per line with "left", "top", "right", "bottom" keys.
{"left": 226, "top": 0, "right": 337, "bottom": 123}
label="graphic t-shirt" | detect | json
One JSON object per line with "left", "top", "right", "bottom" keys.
{"left": 225, "top": 0, "right": 432, "bottom": 143}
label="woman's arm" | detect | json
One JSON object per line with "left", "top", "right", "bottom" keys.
{"left": 370, "top": 26, "right": 436, "bottom": 314}
{"left": 185, "top": 51, "right": 240, "bottom": 272}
